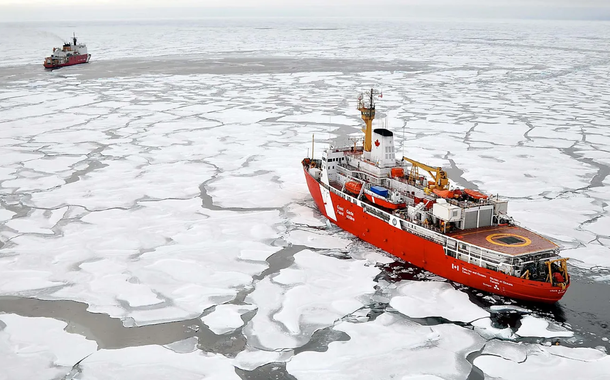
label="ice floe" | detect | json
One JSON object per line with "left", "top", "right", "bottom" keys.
{"left": 201, "top": 304, "right": 257, "bottom": 335}
{"left": 0, "top": 314, "right": 97, "bottom": 380}
{"left": 475, "top": 343, "right": 610, "bottom": 380}
{"left": 244, "top": 249, "right": 378, "bottom": 349}
{"left": 515, "top": 315, "right": 574, "bottom": 339}
{"left": 389, "top": 281, "right": 489, "bottom": 323}
{"left": 77, "top": 345, "right": 240, "bottom": 380}
{"left": 287, "top": 312, "right": 484, "bottom": 380}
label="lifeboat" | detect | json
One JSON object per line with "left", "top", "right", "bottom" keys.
{"left": 464, "top": 188, "right": 488, "bottom": 199}
{"left": 364, "top": 186, "right": 406, "bottom": 210}
{"left": 391, "top": 167, "right": 405, "bottom": 178}
{"left": 345, "top": 181, "right": 363, "bottom": 195}
{"left": 433, "top": 189, "right": 454, "bottom": 198}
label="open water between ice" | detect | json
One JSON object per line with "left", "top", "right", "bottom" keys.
{"left": 0, "top": 18, "right": 609, "bottom": 379}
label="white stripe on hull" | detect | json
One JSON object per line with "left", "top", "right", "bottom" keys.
{"left": 320, "top": 184, "right": 337, "bottom": 221}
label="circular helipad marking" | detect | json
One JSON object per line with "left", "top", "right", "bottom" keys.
{"left": 486, "top": 233, "right": 532, "bottom": 247}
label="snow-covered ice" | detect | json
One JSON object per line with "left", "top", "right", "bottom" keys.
{"left": 390, "top": 281, "right": 489, "bottom": 323}
{"left": 0, "top": 314, "right": 97, "bottom": 380}
{"left": 244, "top": 249, "right": 378, "bottom": 349}
{"left": 287, "top": 312, "right": 485, "bottom": 380}
{"left": 77, "top": 345, "right": 240, "bottom": 380}
{"left": 202, "top": 304, "right": 257, "bottom": 335}
{"left": 475, "top": 343, "right": 610, "bottom": 380}
{"left": 1, "top": 17, "right": 609, "bottom": 380}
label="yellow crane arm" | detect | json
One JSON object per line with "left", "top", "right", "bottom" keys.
{"left": 402, "top": 156, "right": 449, "bottom": 190}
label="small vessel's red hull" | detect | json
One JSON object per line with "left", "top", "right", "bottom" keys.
{"left": 364, "top": 193, "right": 406, "bottom": 210}
{"left": 44, "top": 54, "right": 90, "bottom": 69}
{"left": 303, "top": 167, "right": 567, "bottom": 303}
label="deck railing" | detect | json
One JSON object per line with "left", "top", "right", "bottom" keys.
{"left": 324, "top": 178, "right": 558, "bottom": 278}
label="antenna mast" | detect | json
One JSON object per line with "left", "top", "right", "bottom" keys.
{"left": 357, "top": 88, "right": 381, "bottom": 152}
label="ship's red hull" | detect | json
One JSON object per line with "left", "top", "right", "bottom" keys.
{"left": 303, "top": 167, "right": 567, "bottom": 303}
{"left": 44, "top": 54, "right": 90, "bottom": 69}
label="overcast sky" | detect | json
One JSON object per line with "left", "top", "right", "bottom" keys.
{"left": 1, "top": 0, "right": 609, "bottom": 22}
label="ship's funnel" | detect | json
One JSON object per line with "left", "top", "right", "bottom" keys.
{"left": 370, "top": 128, "right": 395, "bottom": 167}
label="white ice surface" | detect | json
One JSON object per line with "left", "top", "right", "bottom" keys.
{"left": 201, "top": 304, "right": 257, "bottom": 335}
{"left": 0, "top": 314, "right": 97, "bottom": 380}
{"left": 1, "top": 200, "right": 282, "bottom": 326}
{"left": 471, "top": 318, "right": 515, "bottom": 340}
{"left": 284, "top": 228, "right": 353, "bottom": 250}
{"left": 515, "top": 315, "right": 574, "bottom": 339}
{"left": 244, "top": 249, "right": 379, "bottom": 350}
{"left": 77, "top": 345, "right": 240, "bottom": 380}
{"left": 286, "top": 203, "right": 326, "bottom": 227}
{"left": 287, "top": 312, "right": 485, "bottom": 380}
{"left": 233, "top": 346, "right": 293, "bottom": 371}
{"left": 475, "top": 343, "right": 610, "bottom": 380}
{"left": 389, "top": 281, "right": 488, "bottom": 323}
{"left": 0, "top": 208, "right": 15, "bottom": 222}
{"left": 564, "top": 243, "right": 610, "bottom": 270}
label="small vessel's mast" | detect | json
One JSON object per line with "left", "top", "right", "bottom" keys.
{"left": 357, "top": 88, "right": 380, "bottom": 152}
{"left": 311, "top": 134, "right": 315, "bottom": 159}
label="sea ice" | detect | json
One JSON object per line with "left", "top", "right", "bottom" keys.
{"left": 475, "top": 343, "right": 610, "bottom": 380}
{"left": 77, "top": 345, "right": 240, "bottom": 380}
{"left": 233, "top": 346, "right": 293, "bottom": 371}
{"left": 287, "top": 312, "right": 484, "bottom": 380}
{"left": 471, "top": 318, "right": 515, "bottom": 340}
{"left": 389, "top": 281, "right": 488, "bottom": 323}
{"left": 244, "top": 249, "right": 378, "bottom": 350}
{"left": 515, "top": 315, "right": 574, "bottom": 339}
{"left": 201, "top": 304, "right": 257, "bottom": 335}
{"left": 284, "top": 228, "right": 353, "bottom": 250}
{"left": 565, "top": 243, "right": 610, "bottom": 270}
{"left": 0, "top": 314, "right": 97, "bottom": 380}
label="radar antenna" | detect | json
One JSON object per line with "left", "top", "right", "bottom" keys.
{"left": 357, "top": 88, "right": 382, "bottom": 152}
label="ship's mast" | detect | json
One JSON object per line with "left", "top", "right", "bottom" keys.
{"left": 72, "top": 33, "right": 77, "bottom": 46}
{"left": 357, "top": 88, "right": 380, "bottom": 152}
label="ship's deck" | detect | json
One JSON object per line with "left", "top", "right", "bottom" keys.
{"left": 447, "top": 225, "right": 558, "bottom": 256}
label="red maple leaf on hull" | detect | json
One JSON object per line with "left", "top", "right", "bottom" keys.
{"left": 375, "top": 140, "right": 380, "bottom": 147}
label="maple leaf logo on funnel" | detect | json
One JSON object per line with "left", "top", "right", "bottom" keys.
{"left": 375, "top": 140, "right": 380, "bottom": 147}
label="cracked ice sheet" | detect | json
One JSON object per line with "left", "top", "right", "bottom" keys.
{"left": 450, "top": 146, "right": 595, "bottom": 198}
{"left": 207, "top": 144, "right": 313, "bottom": 208}
{"left": 286, "top": 203, "right": 326, "bottom": 227}
{"left": 0, "top": 314, "right": 97, "bottom": 380}
{"left": 244, "top": 249, "right": 379, "bottom": 350}
{"left": 77, "top": 345, "right": 240, "bottom": 380}
{"left": 0, "top": 199, "right": 281, "bottom": 326}
{"left": 5, "top": 207, "right": 68, "bottom": 235}
{"left": 509, "top": 195, "right": 600, "bottom": 245}
{"left": 565, "top": 243, "right": 610, "bottom": 270}
{"left": 284, "top": 228, "right": 353, "bottom": 250}
{"left": 475, "top": 343, "right": 610, "bottom": 380}
{"left": 27, "top": 160, "right": 216, "bottom": 210}
{"left": 389, "top": 281, "right": 488, "bottom": 323}
{"left": 287, "top": 313, "right": 484, "bottom": 380}
{"left": 0, "top": 208, "right": 15, "bottom": 223}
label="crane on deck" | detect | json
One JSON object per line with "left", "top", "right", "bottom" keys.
{"left": 402, "top": 156, "right": 449, "bottom": 191}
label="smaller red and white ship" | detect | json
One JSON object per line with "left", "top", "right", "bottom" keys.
{"left": 43, "top": 33, "right": 90, "bottom": 69}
